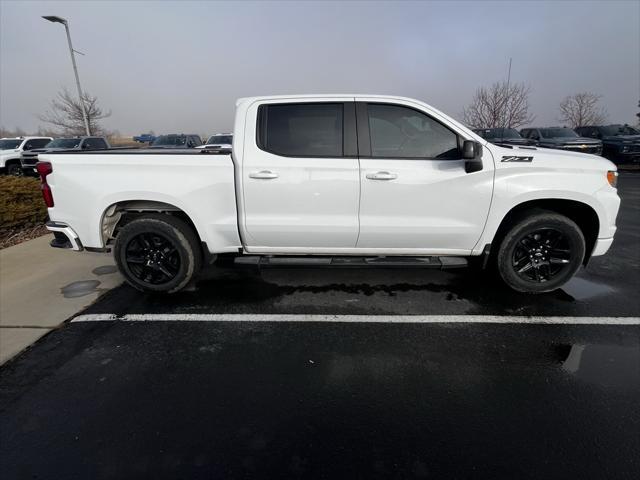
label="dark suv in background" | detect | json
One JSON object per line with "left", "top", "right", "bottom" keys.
{"left": 150, "top": 134, "right": 202, "bottom": 149}
{"left": 574, "top": 125, "right": 640, "bottom": 164}
{"left": 473, "top": 128, "right": 537, "bottom": 147}
{"left": 21, "top": 136, "right": 110, "bottom": 174}
{"left": 520, "top": 127, "right": 602, "bottom": 155}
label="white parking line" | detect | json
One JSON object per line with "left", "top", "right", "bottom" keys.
{"left": 71, "top": 314, "right": 640, "bottom": 325}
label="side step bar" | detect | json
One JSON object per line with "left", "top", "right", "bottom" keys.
{"left": 235, "top": 256, "right": 467, "bottom": 269}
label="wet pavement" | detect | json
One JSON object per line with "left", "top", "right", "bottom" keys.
{"left": 1, "top": 321, "right": 638, "bottom": 479}
{"left": 0, "top": 173, "right": 638, "bottom": 478}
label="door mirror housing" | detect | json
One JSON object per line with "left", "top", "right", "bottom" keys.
{"left": 463, "top": 140, "right": 483, "bottom": 173}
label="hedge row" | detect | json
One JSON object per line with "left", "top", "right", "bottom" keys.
{"left": 0, "top": 176, "right": 48, "bottom": 229}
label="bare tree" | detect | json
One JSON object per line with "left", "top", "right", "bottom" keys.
{"left": 462, "top": 81, "right": 535, "bottom": 129}
{"left": 39, "top": 88, "right": 111, "bottom": 136}
{"left": 558, "top": 92, "right": 607, "bottom": 128}
{"left": 0, "top": 126, "right": 27, "bottom": 137}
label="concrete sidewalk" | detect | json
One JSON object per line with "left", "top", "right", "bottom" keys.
{"left": 0, "top": 234, "right": 122, "bottom": 364}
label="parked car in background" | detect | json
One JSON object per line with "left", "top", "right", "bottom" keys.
{"left": 473, "top": 128, "right": 536, "bottom": 147}
{"left": 21, "top": 136, "right": 110, "bottom": 174}
{"left": 133, "top": 133, "right": 156, "bottom": 144}
{"left": 520, "top": 127, "right": 602, "bottom": 155}
{"left": 197, "top": 133, "right": 233, "bottom": 150}
{"left": 574, "top": 125, "right": 640, "bottom": 164}
{"left": 150, "top": 134, "right": 202, "bottom": 149}
{"left": 0, "top": 136, "right": 53, "bottom": 176}
{"left": 37, "top": 94, "right": 619, "bottom": 295}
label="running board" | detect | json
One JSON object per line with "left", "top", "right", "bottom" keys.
{"left": 234, "top": 256, "right": 468, "bottom": 269}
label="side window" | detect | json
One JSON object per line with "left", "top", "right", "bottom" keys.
{"left": 23, "top": 141, "right": 34, "bottom": 150}
{"left": 530, "top": 130, "right": 540, "bottom": 140}
{"left": 257, "top": 103, "right": 344, "bottom": 157}
{"left": 366, "top": 104, "right": 459, "bottom": 159}
{"left": 86, "top": 138, "right": 107, "bottom": 149}
{"left": 33, "top": 139, "right": 51, "bottom": 148}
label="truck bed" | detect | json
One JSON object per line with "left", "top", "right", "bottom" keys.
{"left": 41, "top": 150, "right": 241, "bottom": 253}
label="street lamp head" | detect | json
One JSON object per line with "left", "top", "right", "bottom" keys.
{"left": 42, "top": 15, "right": 67, "bottom": 25}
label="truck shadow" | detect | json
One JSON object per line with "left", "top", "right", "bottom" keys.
{"left": 81, "top": 260, "right": 624, "bottom": 317}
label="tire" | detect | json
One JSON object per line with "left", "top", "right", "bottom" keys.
{"left": 6, "top": 162, "right": 23, "bottom": 177}
{"left": 114, "top": 214, "right": 202, "bottom": 293}
{"left": 496, "top": 210, "right": 585, "bottom": 293}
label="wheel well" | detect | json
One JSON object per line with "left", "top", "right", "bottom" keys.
{"left": 101, "top": 200, "right": 208, "bottom": 258}
{"left": 491, "top": 199, "right": 600, "bottom": 265}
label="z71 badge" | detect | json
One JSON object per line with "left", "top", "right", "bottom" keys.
{"left": 501, "top": 156, "right": 533, "bottom": 162}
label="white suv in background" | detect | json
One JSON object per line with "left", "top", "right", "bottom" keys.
{"left": 197, "top": 133, "right": 233, "bottom": 150}
{"left": 0, "top": 136, "right": 53, "bottom": 176}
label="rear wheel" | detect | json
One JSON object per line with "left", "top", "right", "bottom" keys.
{"left": 114, "top": 214, "right": 202, "bottom": 293}
{"left": 496, "top": 211, "right": 585, "bottom": 293}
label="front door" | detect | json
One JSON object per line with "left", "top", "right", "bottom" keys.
{"left": 356, "top": 100, "right": 494, "bottom": 254}
{"left": 242, "top": 100, "right": 360, "bottom": 251}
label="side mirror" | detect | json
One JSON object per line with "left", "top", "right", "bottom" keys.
{"left": 463, "top": 140, "right": 483, "bottom": 173}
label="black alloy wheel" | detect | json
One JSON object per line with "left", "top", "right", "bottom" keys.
{"left": 125, "top": 232, "right": 181, "bottom": 285}
{"left": 496, "top": 210, "right": 585, "bottom": 293}
{"left": 512, "top": 228, "right": 572, "bottom": 283}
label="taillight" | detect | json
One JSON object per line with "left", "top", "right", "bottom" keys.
{"left": 607, "top": 170, "right": 618, "bottom": 188}
{"left": 36, "top": 161, "right": 54, "bottom": 207}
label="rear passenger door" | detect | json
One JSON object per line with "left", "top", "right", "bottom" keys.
{"left": 355, "top": 99, "right": 493, "bottom": 253}
{"left": 241, "top": 99, "right": 360, "bottom": 250}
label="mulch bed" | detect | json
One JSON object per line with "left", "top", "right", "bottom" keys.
{"left": 0, "top": 225, "right": 50, "bottom": 250}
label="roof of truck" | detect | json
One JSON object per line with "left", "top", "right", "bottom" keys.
{"left": 236, "top": 94, "right": 425, "bottom": 106}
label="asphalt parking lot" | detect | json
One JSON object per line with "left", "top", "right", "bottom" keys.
{"left": 1, "top": 173, "right": 639, "bottom": 479}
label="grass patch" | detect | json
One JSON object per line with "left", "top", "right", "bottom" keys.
{"left": 0, "top": 176, "right": 49, "bottom": 248}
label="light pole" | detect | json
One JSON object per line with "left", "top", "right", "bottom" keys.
{"left": 42, "top": 15, "right": 91, "bottom": 136}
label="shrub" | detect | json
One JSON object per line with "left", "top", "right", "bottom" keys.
{"left": 0, "top": 176, "right": 48, "bottom": 229}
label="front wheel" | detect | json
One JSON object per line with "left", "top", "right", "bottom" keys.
{"left": 496, "top": 211, "right": 585, "bottom": 293}
{"left": 114, "top": 214, "right": 202, "bottom": 293}
{"left": 6, "top": 162, "right": 23, "bottom": 176}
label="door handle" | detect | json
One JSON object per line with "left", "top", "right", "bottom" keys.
{"left": 366, "top": 171, "right": 397, "bottom": 181}
{"left": 249, "top": 170, "right": 279, "bottom": 179}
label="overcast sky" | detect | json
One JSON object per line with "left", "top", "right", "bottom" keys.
{"left": 1, "top": 0, "right": 638, "bottom": 136}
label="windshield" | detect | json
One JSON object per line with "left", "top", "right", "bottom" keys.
{"left": 600, "top": 125, "right": 638, "bottom": 136}
{"left": 206, "top": 135, "right": 232, "bottom": 145}
{"left": 480, "top": 128, "right": 522, "bottom": 139}
{"left": 541, "top": 128, "right": 578, "bottom": 138}
{"left": 46, "top": 138, "right": 81, "bottom": 148}
{"left": 620, "top": 126, "right": 639, "bottom": 135}
{"left": 152, "top": 135, "right": 187, "bottom": 147}
{"left": 0, "top": 139, "right": 22, "bottom": 149}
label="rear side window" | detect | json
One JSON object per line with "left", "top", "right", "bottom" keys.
{"left": 366, "top": 104, "right": 459, "bottom": 159}
{"left": 84, "top": 138, "right": 108, "bottom": 149}
{"left": 26, "top": 139, "right": 51, "bottom": 149}
{"left": 257, "top": 103, "right": 344, "bottom": 157}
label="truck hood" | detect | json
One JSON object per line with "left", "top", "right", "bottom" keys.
{"left": 601, "top": 135, "right": 640, "bottom": 143}
{"left": 492, "top": 145, "right": 616, "bottom": 171}
{"left": 538, "top": 137, "right": 601, "bottom": 146}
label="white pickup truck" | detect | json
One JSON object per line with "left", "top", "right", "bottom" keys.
{"left": 37, "top": 95, "right": 620, "bottom": 294}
